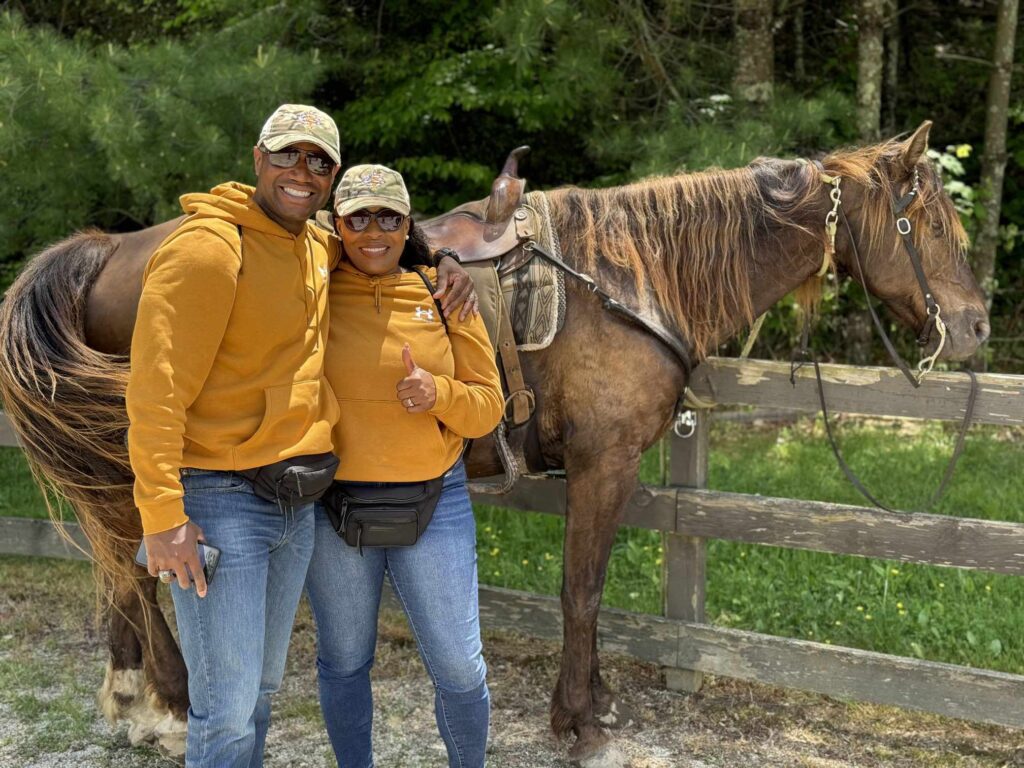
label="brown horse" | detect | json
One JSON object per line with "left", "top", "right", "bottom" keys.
{"left": 0, "top": 123, "right": 989, "bottom": 766}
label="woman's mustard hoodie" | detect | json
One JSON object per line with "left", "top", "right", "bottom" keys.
{"left": 325, "top": 261, "right": 502, "bottom": 482}
{"left": 127, "top": 183, "right": 339, "bottom": 534}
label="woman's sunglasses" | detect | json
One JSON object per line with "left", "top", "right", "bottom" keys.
{"left": 260, "top": 146, "right": 336, "bottom": 176}
{"left": 341, "top": 209, "right": 406, "bottom": 232}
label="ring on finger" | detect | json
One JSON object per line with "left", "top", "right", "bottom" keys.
{"left": 158, "top": 569, "right": 174, "bottom": 584}
{"left": 406, "top": 398, "right": 415, "bottom": 407}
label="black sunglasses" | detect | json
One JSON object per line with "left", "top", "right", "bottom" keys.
{"left": 259, "top": 146, "right": 336, "bottom": 176}
{"left": 340, "top": 209, "right": 406, "bottom": 232}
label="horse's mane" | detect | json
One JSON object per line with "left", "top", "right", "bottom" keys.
{"left": 546, "top": 137, "right": 968, "bottom": 360}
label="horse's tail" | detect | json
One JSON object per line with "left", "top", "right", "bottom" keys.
{"left": 0, "top": 231, "right": 139, "bottom": 599}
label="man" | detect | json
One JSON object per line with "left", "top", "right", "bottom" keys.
{"left": 128, "top": 104, "right": 473, "bottom": 767}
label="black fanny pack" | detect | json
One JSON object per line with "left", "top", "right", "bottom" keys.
{"left": 239, "top": 452, "right": 340, "bottom": 510}
{"left": 322, "top": 476, "right": 443, "bottom": 552}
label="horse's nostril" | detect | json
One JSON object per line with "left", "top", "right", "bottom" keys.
{"left": 975, "top": 320, "right": 991, "bottom": 344}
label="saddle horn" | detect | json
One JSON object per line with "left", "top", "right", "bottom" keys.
{"left": 484, "top": 146, "right": 530, "bottom": 226}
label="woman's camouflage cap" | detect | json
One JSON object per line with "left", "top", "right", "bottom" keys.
{"left": 334, "top": 164, "right": 411, "bottom": 217}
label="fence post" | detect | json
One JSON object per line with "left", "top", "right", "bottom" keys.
{"left": 662, "top": 409, "right": 709, "bottom": 692}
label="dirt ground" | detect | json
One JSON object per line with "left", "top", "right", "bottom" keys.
{"left": 2, "top": 555, "right": 1023, "bottom": 768}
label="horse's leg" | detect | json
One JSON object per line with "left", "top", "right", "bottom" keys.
{"left": 98, "top": 594, "right": 147, "bottom": 728}
{"left": 134, "top": 577, "right": 189, "bottom": 757}
{"left": 590, "top": 629, "right": 636, "bottom": 730}
{"left": 98, "top": 580, "right": 187, "bottom": 757}
{"left": 552, "top": 444, "right": 641, "bottom": 765}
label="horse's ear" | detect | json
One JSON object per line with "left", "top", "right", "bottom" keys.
{"left": 899, "top": 120, "right": 932, "bottom": 178}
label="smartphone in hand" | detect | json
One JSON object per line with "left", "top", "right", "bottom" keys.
{"left": 134, "top": 540, "right": 221, "bottom": 586}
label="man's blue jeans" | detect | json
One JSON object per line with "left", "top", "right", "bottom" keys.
{"left": 170, "top": 469, "right": 315, "bottom": 768}
{"left": 306, "top": 461, "right": 489, "bottom": 768}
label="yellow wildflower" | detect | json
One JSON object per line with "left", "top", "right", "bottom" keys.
{"left": 955, "top": 144, "right": 972, "bottom": 159}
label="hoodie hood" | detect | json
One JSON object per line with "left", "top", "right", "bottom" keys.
{"left": 179, "top": 182, "right": 297, "bottom": 237}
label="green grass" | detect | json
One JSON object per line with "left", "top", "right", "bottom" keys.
{"left": 474, "top": 418, "right": 1024, "bottom": 674}
{"left": 0, "top": 657, "right": 96, "bottom": 755}
{"left": 0, "top": 447, "right": 49, "bottom": 519}
{"left": 5, "top": 421, "right": 1024, "bottom": 674}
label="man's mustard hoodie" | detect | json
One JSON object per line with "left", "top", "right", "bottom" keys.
{"left": 127, "top": 183, "right": 339, "bottom": 534}
{"left": 326, "top": 261, "right": 502, "bottom": 482}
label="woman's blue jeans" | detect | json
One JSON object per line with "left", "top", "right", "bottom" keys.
{"left": 170, "top": 469, "right": 315, "bottom": 768}
{"left": 306, "top": 461, "right": 489, "bottom": 768}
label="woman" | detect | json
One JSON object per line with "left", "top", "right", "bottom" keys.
{"left": 305, "top": 164, "right": 503, "bottom": 768}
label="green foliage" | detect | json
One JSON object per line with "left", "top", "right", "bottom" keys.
{"left": 607, "top": 86, "right": 857, "bottom": 179}
{"left": 0, "top": 7, "right": 323, "bottom": 284}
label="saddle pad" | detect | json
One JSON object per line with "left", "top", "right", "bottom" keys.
{"left": 500, "top": 191, "right": 566, "bottom": 351}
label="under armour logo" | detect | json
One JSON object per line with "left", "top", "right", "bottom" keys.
{"left": 414, "top": 306, "right": 435, "bottom": 322}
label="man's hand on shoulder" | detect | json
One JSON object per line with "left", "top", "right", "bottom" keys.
{"left": 434, "top": 251, "right": 479, "bottom": 321}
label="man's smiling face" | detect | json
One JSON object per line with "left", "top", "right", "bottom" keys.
{"left": 252, "top": 141, "right": 338, "bottom": 234}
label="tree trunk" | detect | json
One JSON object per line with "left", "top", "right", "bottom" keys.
{"left": 972, "top": 0, "right": 1020, "bottom": 310}
{"left": 856, "top": 0, "right": 885, "bottom": 141}
{"left": 883, "top": 0, "right": 899, "bottom": 135}
{"left": 734, "top": 0, "right": 774, "bottom": 103}
{"left": 793, "top": 0, "right": 806, "bottom": 82}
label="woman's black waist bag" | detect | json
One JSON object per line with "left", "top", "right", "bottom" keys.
{"left": 239, "top": 452, "right": 339, "bottom": 510}
{"left": 323, "top": 477, "right": 443, "bottom": 552}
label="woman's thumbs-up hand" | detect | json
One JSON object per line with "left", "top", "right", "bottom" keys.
{"left": 397, "top": 344, "right": 437, "bottom": 413}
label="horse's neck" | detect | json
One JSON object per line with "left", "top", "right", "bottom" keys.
{"left": 749, "top": 231, "right": 828, "bottom": 316}
{"left": 745, "top": 172, "right": 833, "bottom": 321}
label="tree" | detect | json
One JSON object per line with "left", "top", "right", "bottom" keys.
{"left": 856, "top": 0, "right": 885, "bottom": 141}
{"left": 971, "top": 0, "right": 1020, "bottom": 368}
{"left": 882, "top": 0, "right": 899, "bottom": 135}
{"left": 734, "top": 0, "right": 774, "bottom": 103}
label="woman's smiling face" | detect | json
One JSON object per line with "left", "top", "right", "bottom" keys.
{"left": 336, "top": 206, "right": 411, "bottom": 276}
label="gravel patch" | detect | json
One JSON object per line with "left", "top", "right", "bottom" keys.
{"left": 2, "top": 556, "right": 1023, "bottom": 767}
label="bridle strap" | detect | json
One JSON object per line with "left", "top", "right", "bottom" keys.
{"left": 839, "top": 210, "right": 923, "bottom": 389}
{"left": 793, "top": 161, "right": 979, "bottom": 513}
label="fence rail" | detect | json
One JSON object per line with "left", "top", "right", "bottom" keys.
{"left": 3, "top": 357, "right": 1024, "bottom": 728}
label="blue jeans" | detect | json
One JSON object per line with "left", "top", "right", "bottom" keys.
{"left": 171, "top": 469, "right": 315, "bottom": 768}
{"left": 306, "top": 461, "right": 489, "bottom": 768}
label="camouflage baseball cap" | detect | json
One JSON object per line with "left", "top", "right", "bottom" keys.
{"left": 257, "top": 104, "right": 341, "bottom": 165}
{"left": 334, "top": 164, "right": 411, "bottom": 217}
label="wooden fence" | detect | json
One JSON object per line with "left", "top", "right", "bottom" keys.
{"left": 3, "top": 357, "right": 1024, "bottom": 728}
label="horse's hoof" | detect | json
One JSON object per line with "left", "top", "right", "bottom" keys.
{"left": 593, "top": 695, "right": 637, "bottom": 731}
{"left": 97, "top": 663, "right": 146, "bottom": 724}
{"left": 154, "top": 712, "right": 187, "bottom": 760}
{"left": 572, "top": 742, "right": 628, "bottom": 768}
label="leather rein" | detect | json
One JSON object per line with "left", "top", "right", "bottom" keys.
{"left": 791, "top": 161, "right": 979, "bottom": 513}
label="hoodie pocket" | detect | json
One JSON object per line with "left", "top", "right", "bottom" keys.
{"left": 237, "top": 379, "right": 321, "bottom": 454}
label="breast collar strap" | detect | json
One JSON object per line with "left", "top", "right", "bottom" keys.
{"left": 522, "top": 240, "right": 693, "bottom": 377}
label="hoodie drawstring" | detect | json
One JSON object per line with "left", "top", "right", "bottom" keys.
{"left": 374, "top": 282, "right": 382, "bottom": 313}
{"left": 301, "top": 237, "right": 321, "bottom": 352}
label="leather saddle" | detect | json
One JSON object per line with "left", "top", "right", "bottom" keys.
{"left": 419, "top": 147, "right": 540, "bottom": 470}
{"left": 419, "top": 146, "right": 533, "bottom": 266}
